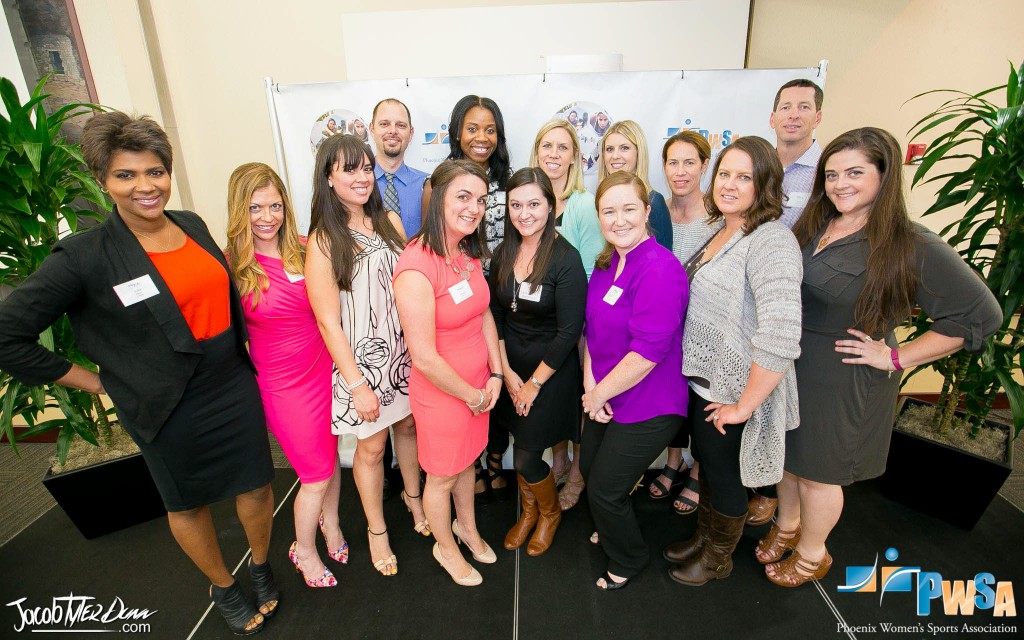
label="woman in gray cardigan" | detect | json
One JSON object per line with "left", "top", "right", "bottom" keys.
{"left": 664, "top": 136, "right": 803, "bottom": 587}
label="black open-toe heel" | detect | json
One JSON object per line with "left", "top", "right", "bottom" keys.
{"left": 248, "top": 559, "right": 279, "bottom": 619}
{"left": 596, "top": 571, "right": 630, "bottom": 591}
{"left": 210, "top": 581, "right": 264, "bottom": 636}
{"left": 474, "top": 458, "right": 491, "bottom": 503}
{"left": 485, "top": 453, "right": 509, "bottom": 501}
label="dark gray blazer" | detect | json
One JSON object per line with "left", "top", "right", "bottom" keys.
{"left": 0, "top": 209, "right": 254, "bottom": 443}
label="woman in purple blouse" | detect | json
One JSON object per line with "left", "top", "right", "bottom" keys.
{"left": 580, "top": 171, "right": 689, "bottom": 590}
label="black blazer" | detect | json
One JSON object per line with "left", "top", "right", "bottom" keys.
{"left": 0, "top": 209, "right": 254, "bottom": 443}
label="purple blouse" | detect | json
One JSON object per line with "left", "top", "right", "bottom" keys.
{"left": 585, "top": 236, "right": 688, "bottom": 424}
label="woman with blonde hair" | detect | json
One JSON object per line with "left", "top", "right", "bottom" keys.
{"left": 306, "top": 134, "right": 427, "bottom": 579}
{"left": 597, "top": 120, "right": 672, "bottom": 251}
{"left": 226, "top": 162, "right": 343, "bottom": 589}
{"left": 528, "top": 120, "right": 602, "bottom": 508}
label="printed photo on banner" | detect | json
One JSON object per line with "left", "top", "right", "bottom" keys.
{"left": 310, "top": 109, "right": 372, "bottom": 154}
{"left": 553, "top": 101, "right": 612, "bottom": 174}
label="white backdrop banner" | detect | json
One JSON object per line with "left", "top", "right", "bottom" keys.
{"left": 266, "top": 65, "right": 826, "bottom": 233}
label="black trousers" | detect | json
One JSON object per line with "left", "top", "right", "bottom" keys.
{"left": 689, "top": 394, "right": 748, "bottom": 517}
{"left": 580, "top": 413, "right": 682, "bottom": 578}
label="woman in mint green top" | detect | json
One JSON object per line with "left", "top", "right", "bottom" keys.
{"left": 530, "top": 120, "right": 603, "bottom": 279}
{"left": 528, "top": 119, "right": 602, "bottom": 509}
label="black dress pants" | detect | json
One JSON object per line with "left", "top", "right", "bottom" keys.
{"left": 689, "top": 394, "right": 748, "bottom": 517}
{"left": 580, "top": 413, "right": 682, "bottom": 578}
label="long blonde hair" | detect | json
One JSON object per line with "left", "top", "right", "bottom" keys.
{"left": 597, "top": 119, "right": 652, "bottom": 193}
{"left": 226, "top": 162, "right": 305, "bottom": 308}
{"left": 528, "top": 120, "right": 585, "bottom": 200}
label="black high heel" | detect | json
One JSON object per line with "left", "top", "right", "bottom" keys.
{"left": 248, "top": 559, "right": 279, "bottom": 619}
{"left": 210, "top": 581, "right": 264, "bottom": 636}
{"left": 485, "top": 453, "right": 509, "bottom": 501}
{"left": 474, "top": 458, "right": 490, "bottom": 504}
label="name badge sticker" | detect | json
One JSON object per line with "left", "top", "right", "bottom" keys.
{"left": 448, "top": 279, "right": 473, "bottom": 304}
{"left": 113, "top": 275, "right": 160, "bottom": 307}
{"left": 603, "top": 285, "right": 623, "bottom": 306}
{"left": 285, "top": 271, "right": 305, "bottom": 283}
{"left": 787, "top": 192, "right": 810, "bottom": 209}
{"left": 518, "top": 282, "right": 542, "bottom": 302}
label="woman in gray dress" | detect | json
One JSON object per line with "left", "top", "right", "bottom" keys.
{"left": 758, "top": 128, "right": 1002, "bottom": 587}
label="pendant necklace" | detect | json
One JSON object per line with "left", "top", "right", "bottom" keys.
{"left": 511, "top": 275, "right": 519, "bottom": 313}
{"left": 445, "top": 249, "right": 473, "bottom": 281}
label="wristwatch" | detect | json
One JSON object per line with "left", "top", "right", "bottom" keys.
{"left": 490, "top": 372, "right": 505, "bottom": 380}
{"left": 530, "top": 376, "right": 543, "bottom": 388}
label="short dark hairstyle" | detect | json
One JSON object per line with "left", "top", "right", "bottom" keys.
{"left": 80, "top": 111, "right": 173, "bottom": 182}
{"left": 662, "top": 130, "right": 712, "bottom": 165}
{"left": 446, "top": 95, "right": 512, "bottom": 191}
{"left": 772, "top": 79, "right": 824, "bottom": 111}
{"left": 372, "top": 98, "right": 412, "bottom": 127}
{"left": 704, "top": 136, "right": 784, "bottom": 234}
{"left": 416, "top": 159, "right": 490, "bottom": 260}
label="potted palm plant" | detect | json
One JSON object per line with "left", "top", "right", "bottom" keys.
{"left": 0, "top": 75, "right": 165, "bottom": 537}
{"left": 881, "top": 61, "right": 1024, "bottom": 530}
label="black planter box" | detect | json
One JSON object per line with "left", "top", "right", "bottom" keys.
{"left": 42, "top": 452, "right": 166, "bottom": 539}
{"left": 880, "top": 397, "right": 1013, "bottom": 531}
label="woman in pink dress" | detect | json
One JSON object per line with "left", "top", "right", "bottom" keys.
{"left": 226, "top": 162, "right": 342, "bottom": 589}
{"left": 394, "top": 159, "right": 504, "bottom": 587}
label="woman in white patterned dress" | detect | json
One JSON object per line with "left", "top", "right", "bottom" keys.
{"left": 307, "top": 134, "right": 430, "bottom": 579}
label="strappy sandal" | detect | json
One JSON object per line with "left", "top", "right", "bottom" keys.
{"left": 558, "top": 476, "right": 585, "bottom": 511}
{"left": 368, "top": 527, "right": 397, "bottom": 576}
{"left": 755, "top": 523, "right": 801, "bottom": 564}
{"left": 672, "top": 475, "right": 701, "bottom": 515}
{"left": 485, "top": 452, "right": 509, "bottom": 500}
{"left": 401, "top": 490, "right": 431, "bottom": 536}
{"left": 210, "top": 581, "right": 264, "bottom": 636}
{"left": 647, "top": 460, "right": 688, "bottom": 499}
{"left": 766, "top": 548, "right": 832, "bottom": 588}
{"left": 248, "top": 559, "right": 279, "bottom": 619}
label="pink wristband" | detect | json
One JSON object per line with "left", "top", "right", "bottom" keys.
{"left": 890, "top": 348, "right": 904, "bottom": 371}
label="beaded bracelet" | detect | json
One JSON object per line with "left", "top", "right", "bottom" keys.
{"left": 890, "top": 348, "right": 904, "bottom": 371}
{"left": 466, "top": 389, "right": 486, "bottom": 410}
{"left": 344, "top": 375, "right": 368, "bottom": 391}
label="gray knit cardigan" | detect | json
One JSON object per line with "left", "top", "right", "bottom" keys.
{"left": 683, "top": 219, "right": 803, "bottom": 487}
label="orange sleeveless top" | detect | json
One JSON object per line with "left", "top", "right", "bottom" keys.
{"left": 148, "top": 236, "right": 231, "bottom": 340}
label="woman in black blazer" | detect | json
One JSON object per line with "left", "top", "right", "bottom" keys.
{"left": 0, "top": 113, "right": 276, "bottom": 636}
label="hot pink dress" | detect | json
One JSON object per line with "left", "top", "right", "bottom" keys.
{"left": 243, "top": 253, "right": 336, "bottom": 483}
{"left": 393, "top": 240, "right": 489, "bottom": 476}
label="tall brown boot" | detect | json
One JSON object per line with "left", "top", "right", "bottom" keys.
{"left": 526, "top": 471, "right": 561, "bottom": 556}
{"left": 669, "top": 506, "right": 746, "bottom": 586}
{"left": 663, "top": 476, "right": 711, "bottom": 563}
{"left": 504, "top": 474, "right": 538, "bottom": 550}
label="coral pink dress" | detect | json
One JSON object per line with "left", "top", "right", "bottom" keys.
{"left": 243, "top": 253, "right": 336, "bottom": 483}
{"left": 393, "top": 240, "right": 489, "bottom": 476}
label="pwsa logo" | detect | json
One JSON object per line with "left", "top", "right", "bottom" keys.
{"left": 666, "top": 120, "right": 737, "bottom": 149}
{"left": 6, "top": 594, "right": 157, "bottom": 634}
{"left": 837, "top": 547, "right": 1016, "bottom": 617}
{"left": 422, "top": 124, "right": 449, "bottom": 145}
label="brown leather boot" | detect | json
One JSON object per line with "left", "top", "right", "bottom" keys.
{"left": 663, "top": 476, "right": 711, "bottom": 563}
{"left": 504, "top": 474, "right": 538, "bottom": 550}
{"left": 669, "top": 506, "right": 746, "bottom": 586}
{"left": 526, "top": 471, "right": 561, "bottom": 556}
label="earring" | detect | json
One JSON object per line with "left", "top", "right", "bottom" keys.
{"left": 328, "top": 181, "right": 333, "bottom": 188}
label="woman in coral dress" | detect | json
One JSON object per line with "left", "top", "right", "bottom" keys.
{"left": 394, "top": 159, "right": 503, "bottom": 587}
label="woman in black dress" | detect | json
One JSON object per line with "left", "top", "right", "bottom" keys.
{"left": 490, "top": 168, "right": 587, "bottom": 556}
{"left": 0, "top": 113, "right": 277, "bottom": 635}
